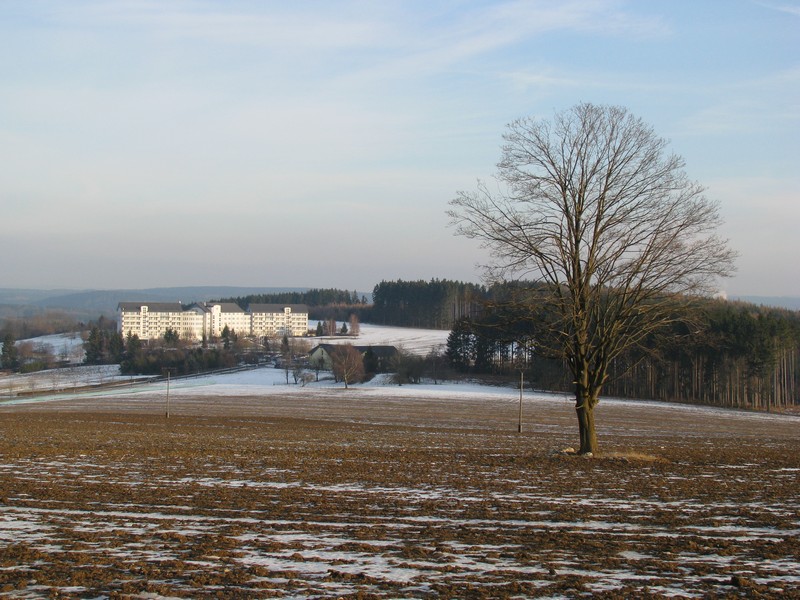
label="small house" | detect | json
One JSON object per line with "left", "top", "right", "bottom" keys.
{"left": 309, "top": 344, "right": 398, "bottom": 372}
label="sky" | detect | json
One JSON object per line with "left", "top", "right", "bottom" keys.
{"left": 0, "top": 1, "right": 798, "bottom": 297}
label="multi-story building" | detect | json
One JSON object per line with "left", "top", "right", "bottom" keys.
{"left": 206, "top": 303, "right": 251, "bottom": 339}
{"left": 118, "top": 302, "right": 201, "bottom": 340}
{"left": 117, "top": 302, "right": 309, "bottom": 341}
{"left": 250, "top": 304, "right": 308, "bottom": 337}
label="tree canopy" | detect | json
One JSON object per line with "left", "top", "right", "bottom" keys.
{"left": 370, "top": 279, "right": 486, "bottom": 329}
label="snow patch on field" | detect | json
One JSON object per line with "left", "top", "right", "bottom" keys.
{"left": 0, "top": 470, "right": 798, "bottom": 596}
{"left": 1, "top": 326, "right": 799, "bottom": 596}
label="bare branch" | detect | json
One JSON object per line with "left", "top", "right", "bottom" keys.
{"left": 448, "top": 103, "right": 737, "bottom": 454}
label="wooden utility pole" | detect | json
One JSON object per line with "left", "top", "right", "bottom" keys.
{"left": 518, "top": 369, "right": 523, "bottom": 433}
{"left": 164, "top": 369, "right": 172, "bottom": 419}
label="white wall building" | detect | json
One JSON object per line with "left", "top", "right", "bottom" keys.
{"left": 118, "top": 302, "right": 199, "bottom": 340}
{"left": 250, "top": 304, "right": 309, "bottom": 337}
{"left": 207, "top": 303, "right": 251, "bottom": 339}
{"left": 117, "top": 302, "right": 309, "bottom": 341}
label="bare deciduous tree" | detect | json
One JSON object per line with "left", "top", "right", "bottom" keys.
{"left": 348, "top": 314, "right": 360, "bottom": 336}
{"left": 325, "top": 318, "right": 337, "bottom": 337}
{"left": 331, "top": 344, "right": 365, "bottom": 389}
{"left": 449, "top": 103, "right": 736, "bottom": 454}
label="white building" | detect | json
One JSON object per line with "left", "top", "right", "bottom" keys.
{"left": 117, "top": 302, "right": 309, "bottom": 341}
{"left": 250, "top": 304, "right": 309, "bottom": 337}
{"left": 117, "top": 302, "right": 200, "bottom": 341}
{"left": 206, "top": 303, "right": 251, "bottom": 339}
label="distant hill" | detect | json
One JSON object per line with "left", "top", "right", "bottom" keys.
{"left": 0, "top": 287, "right": 313, "bottom": 321}
{"left": 1, "top": 287, "right": 796, "bottom": 325}
{"left": 0, "top": 288, "right": 77, "bottom": 306}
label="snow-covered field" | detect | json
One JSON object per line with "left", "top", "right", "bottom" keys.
{"left": 313, "top": 323, "right": 450, "bottom": 355}
{"left": 3, "top": 324, "right": 798, "bottom": 441}
{"left": 0, "top": 331, "right": 85, "bottom": 359}
{"left": 1, "top": 323, "right": 448, "bottom": 399}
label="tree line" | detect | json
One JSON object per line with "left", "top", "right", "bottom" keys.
{"left": 446, "top": 294, "right": 800, "bottom": 411}
{"left": 369, "top": 279, "right": 486, "bottom": 329}
{"left": 0, "top": 311, "right": 82, "bottom": 340}
{"left": 219, "top": 288, "right": 367, "bottom": 309}
{"left": 121, "top": 344, "right": 237, "bottom": 376}
{"left": 603, "top": 301, "right": 799, "bottom": 411}
{"left": 76, "top": 325, "right": 240, "bottom": 376}
{"left": 219, "top": 282, "right": 489, "bottom": 329}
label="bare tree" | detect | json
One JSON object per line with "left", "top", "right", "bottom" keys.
{"left": 348, "top": 313, "right": 361, "bottom": 336}
{"left": 426, "top": 344, "right": 446, "bottom": 384}
{"left": 331, "top": 344, "right": 365, "bottom": 389}
{"left": 281, "top": 337, "right": 311, "bottom": 385}
{"left": 449, "top": 103, "right": 736, "bottom": 454}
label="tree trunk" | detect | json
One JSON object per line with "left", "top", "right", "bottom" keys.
{"left": 575, "top": 393, "right": 598, "bottom": 455}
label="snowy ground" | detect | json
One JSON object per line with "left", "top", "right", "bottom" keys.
{"left": 311, "top": 323, "right": 450, "bottom": 355}
{"left": 1, "top": 323, "right": 447, "bottom": 399}
{"left": 4, "top": 351, "right": 796, "bottom": 435}
{"left": 0, "top": 331, "right": 85, "bottom": 361}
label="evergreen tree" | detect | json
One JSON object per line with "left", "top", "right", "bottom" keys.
{"left": 1, "top": 333, "right": 19, "bottom": 370}
{"left": 164, "top": 328, "right": 180, "bottom": 346}
{"left": 83, "top": 326, "right": 104, "bottom": 364}
{"left": 125, "top": 332, "right": 142, "bottom": 357}
{"left": 446, "top": 317, "right": 475, "bottom": 372}
{"left": 363, "top": 347, "right": 379, "bottom": 375}
{"left": 108, "top": 332, "right": 125, "bottom": 362}
{"left": 221, "top": 325, "right": 231, "bottom": 350}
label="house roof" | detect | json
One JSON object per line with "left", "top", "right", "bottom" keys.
{"left": 358, "top": 345, "right": 399, "bottom": 358}
{"left": 249, "top": 304, "right": 309, "bottom": 314}
{"left": 310, "top": 344, "right": 398, "bottom": 357}
{"left": 208, "top": 302, "right": 245, "bottom": 313}
{"left": 118, "top": 302, "right": 184, "bottom": 312}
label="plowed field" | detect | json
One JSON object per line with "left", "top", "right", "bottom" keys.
{"left": 0, "top": 390, "right": 798, "bottom": 598}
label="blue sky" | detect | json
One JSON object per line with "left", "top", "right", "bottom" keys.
{"left": 1, "top": 0, "right": 798, "bottom": 296}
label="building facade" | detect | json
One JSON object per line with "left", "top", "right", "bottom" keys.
{"left": 117, "top": 302, "right": 309, "bottom": 341}
{"left": 250, "top": 304, "right": 308, "bottom": 337}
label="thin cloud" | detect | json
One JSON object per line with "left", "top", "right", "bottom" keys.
{"left": 756, "top": 1, "right": 800, "bottom": 17}
{"left": 675, "top": 67, "right": 800, "bottom": 136}
{"left": 50, "top": 1, "right": 391, "bottom": 50}
{"left": 384, "top": 0, "right": 670, "bottom": 74}
{"left": 56, "top": 1, "right": 669, "bottom": 78}
{"left": 0, "top": 1, "right": 796, "bottom": 294}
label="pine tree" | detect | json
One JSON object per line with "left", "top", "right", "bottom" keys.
{"left": 446, "top": 317, "right": 475, "bottom": 372}
{"left": 84, "top": 327, "right": 104, "bottom": 364}
{"left": 1, "top": 333, "right": 19, "bottom": 370}
{"left": 222, "top": 325, "right": 231, "bottom": 350}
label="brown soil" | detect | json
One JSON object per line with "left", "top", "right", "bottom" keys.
{"left": 0, "top": 391, "right": 798, "bottom": 598}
